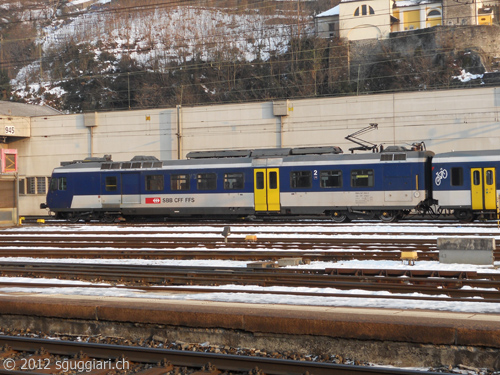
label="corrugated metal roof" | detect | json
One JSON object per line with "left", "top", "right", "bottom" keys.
{"left": 0, "top": 101, "right": 61, "bottom": 117}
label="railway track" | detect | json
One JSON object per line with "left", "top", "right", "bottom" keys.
{"left": 1, "top": 230, "right": 499, "bottom": 261}
{"left": 0, "top": 335, "right": 446, "bottom": 375}
{"left": 1, "top": 262, "right": 499, "bottom": 301}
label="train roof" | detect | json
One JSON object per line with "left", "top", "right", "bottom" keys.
{"left": 52, "top": 147, "right": 434, "bottom": 173}
{"left": 433, "top": 149, "right": 500, "bottom": 158}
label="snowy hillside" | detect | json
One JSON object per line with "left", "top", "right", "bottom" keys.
{"left": 10, "top": 0, "right": 311, "bottom": 103}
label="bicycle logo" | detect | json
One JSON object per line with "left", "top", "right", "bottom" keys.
{"left": 435, "top": 168, "right": 448, "bottom": 186}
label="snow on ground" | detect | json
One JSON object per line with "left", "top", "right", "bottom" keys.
{"left": 0, "top": 223, "right": 499, "bottom": 313}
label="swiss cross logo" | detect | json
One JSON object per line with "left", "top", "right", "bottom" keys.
{"left": 146, "top": 197, "right": 161, "bottom": 204}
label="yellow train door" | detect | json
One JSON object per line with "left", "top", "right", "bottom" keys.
{"left": 471, "top": 168, "right": 497, "bottom": 210}
{"left": 254, "top": 168, "right": 280, "bottom": 212}
{"left": 484, "top": 168, "right": 497, "bottom": 210}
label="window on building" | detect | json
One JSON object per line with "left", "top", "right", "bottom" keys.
{"left": 224, "top": 173, "right": 244, "bottom": 190}
{"left": 171, "top": 174, "right": 190, "bottom": 191}
{"left": 291, "top": 171, "right": 312, "bottom": 188}
{"left": 146, "top": 175, "right": 164, "bottom": 191}
{"left": 351, "top": 169, "right": 374, "bottom": 187}
{"left": 197, "top": 173, "right": 217, "bottom": 190}
{"left": 320, "top": 170, "right": 342, "bottom": 188}
{"left": 354, "top": 5, "right": 374, "bottom": 16}
{"left": 19, "top": 178, "right": 25, "bottom": 195}
{"left": 24, "top": 176, "right": 48, "bottom": 195}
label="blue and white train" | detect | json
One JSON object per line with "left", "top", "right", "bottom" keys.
{"left": 41, "top": 145, "right": 500, "bottom": 222}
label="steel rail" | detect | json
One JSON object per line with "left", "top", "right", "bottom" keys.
{"left": 2, "top": 281, "right": 500, "bottom": 304}
{"left": 2, "top": 228, "right": 499, "bottom": 236}
{"left": 0, "top": 249, "right": 439, "bottom": 261}
{"left": 1, "top": 262, "right": 499, "bottom": 300}
{"left": 0, "top": 335, "right": 445, "bottom": 375}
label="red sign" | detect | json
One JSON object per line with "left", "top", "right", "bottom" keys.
{"left": 145, "top": 197, "right": 161, "bottom": 204}
{"left": 1, "top": 149, "right": 17, "bottom": 173}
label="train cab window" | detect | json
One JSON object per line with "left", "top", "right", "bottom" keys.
{"left": 224, "top": 173, "right": 244, "bottom": 190}
{"left": 58, "top": 177, "right": 67, "bottom": 191}
{"left": 197, "top": 173, "right": 217, "bottom": 190}
{"left": 351, "top": 169, "right": 374, "bottom": 187}
{"left": 171, "top": 174, "right": 190, "bottom": 191}
{"left": 451, "top": 167, "right": 463, "bottom": 186}
{"left": 473, "top": 170, "right": 481, "bottom": 186}
{"left": 146, "top": 175, "right": 164, "bottom": 191}
{"left": 49, "top": 177, "right": 67, "bottom": 191}
{"left": 320, "top": 170, "right": 342, "bottom": 188}
{"left": 291, "top": 171, "right": 312, "bottom": 188}
{"left": 105, "top": 176, "right": 118, "bottom": 191}
{"left": 50, "top": 177, "right": 67, "bottom": 191}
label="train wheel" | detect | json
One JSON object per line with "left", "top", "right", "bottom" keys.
{"left": 379, "top": 210, "right": 400, "bottom": 223}
{"left": 453, "top": 209, "right": 475, "bottom": 222}
{"left": 331, "top": 211, "right": 351, "bottom": 223}
{"left": 100, "top": 215, "right": 115, "bottom": 223}
{"left": 66, "top": 213, "right": 80, "bottom": 223}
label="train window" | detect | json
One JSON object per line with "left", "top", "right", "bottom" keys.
{"left": 146, "top": 175, "right": 164, "bottom": 191}
{"left": 486, "top": 170, "right": 494, "bottom": 185}
{"left": 451, "top": 167, "right": 463, "bottom": 186}
{"left": 105, "top": 176, "right": 118, "bottom": 191}
{"left": 197, "top": 173, "right": 217, "bottom": 190}
{"left": 320, "top": 170, "right": 342, "bottom": 188}
{"left": 171, "top": 174, "right": 190, "bottom": 191}
{"left": 291, "top": 171, "right": 312, "bottom": 188}
{"left": 351, "top": 169, "right": 374, "bottom": 187}
{"left": 224, "top": 173, "right": 244, "bottom": 190}
{"left": 473, "top": 170, "right": 481, "bottom": 186}
{"left": 269, "top": 171, "right": 278, "bottom": 189}
{"left": 50, "top": 178, "right": 58, "bottom": 191}
{"left": 256, "top": 172, "right": 265, "bottom": 189}
{"left": 58, "top": 177, "right": 67, "bottom": 191}
{"left": 50, "top": 177, "right": 67, "bottom": 191}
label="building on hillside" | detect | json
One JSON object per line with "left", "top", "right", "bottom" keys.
{"left": 315, "top": 0, "right": 499, "bottom": 41}
{"left": 315, "top": 5, "right": 340, "bottom": 38}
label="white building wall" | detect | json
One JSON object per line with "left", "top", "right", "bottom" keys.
{"left": 14, "top": 86, "right": 500, "bottom": 215}
{"left": 339, "top": 0, "right": 392, "bottom": 40}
